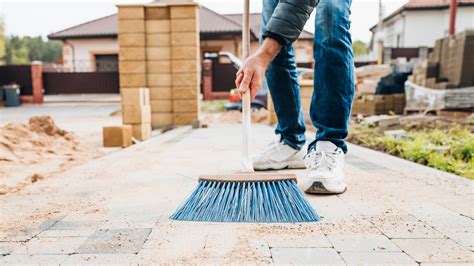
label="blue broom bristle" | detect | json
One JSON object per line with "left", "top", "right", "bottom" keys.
{"left": 170, "top": 179, "right": 320, "bottom": 222}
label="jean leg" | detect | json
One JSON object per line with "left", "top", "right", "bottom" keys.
{"left": 310, "top": 0, "right": 354, "bottom": 153}
{"left": 261, "top": 0, "right": 306, "bottom": 150}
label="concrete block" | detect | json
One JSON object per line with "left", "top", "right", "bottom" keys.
{"left": 131, "top": 123, "right": 152, "bottom": 141}
{"left": 145, "top": 6, "right": 170, "bottom": 20}
{"left": 171, "top": 59, "right": 199, "bottom": 73}
{"left": 1, "top": 255, "right": 69, "bottom": 264}
{"left": 146, "top": 47, "right": 171, "bottom": 60}
{"left": 171, "top": 32, "right": 198, "bottom": 46}
{"left": 173, "top": 113, "right": 198, "bottom": 125}
{"left": 118, "top": 6, "right": 145, "bottom": 20}
{"left": 118, "top": 33, "right": 145, "bottom": 47}
{"left": 122, "top": 105, "right": 151, "bottom": 124}
{"left": 118, "top": 20, "right": 145, "bottom": 33}
{"left": 75, "top": 228, "right": 151, "bottom": 254}
{"left": 170, "top": 5, "right": 198, "bottom": 19}
{"left": 173, "top": 86, "right": 198, "bottom": 99}
{"left": 171, "top": 19, "right": 197, "bottom": 32}
{"left": 173, "top": 99, "right": 198, "bottom": 113}
{"left": 340, "top": 252, "right": 417, "bottom": 265}
{"left": 271, "top": 248, "right": 345, "bottom": 264}
{"left": 171, "top": 46, "right": 198, "bottom": 60}
{"left": 103, "top": 126, "right": 133, "bottom": 148}
{"left": 120, "top": 74, "right": 146, "bottom": 87}
{"left": 327, "top": 234, "right": 400, "bottom": 252}
{"left": 119, "top": 61, "right": 146, "bottom": 74}
{"left": 393, "top": 238, "right": 473, "bottom": 263}
{"left": 147, "top": 74, "right": 172, "bottom": 87}
{"left": 121, "top": 88, "right": 150, "bottom": 106}
{"left": 147, "top": 61, "right": 171, "bottom": 73}
{"left": 151, "top": 100, "right": 172, "bottom": 112}
{"left": 12, "top": 237, "right": 88, "bottom": 255}
{"left": 172, "top": 73, "right": 200, "bottom": 86}
{"left": 146, "top": 33, "right": 170, "bottom": 47}
{"left": 145, "top": 20, "right": 170, "bottom": 33}
{"left": 152, "top": 113, "right": 173, "bottom": 127}
{"left": 150, "top": 86, "right": 172, "bottom": 100}
{"left": 62, "top": 254, "right": 139, "bottom": 264}
{"left": 119, "top": 47, "right": 146, "bottom": 61}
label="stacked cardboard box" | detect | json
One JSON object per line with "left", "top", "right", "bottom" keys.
{"left": 352, "top": 94, "right": 405, "bottom": 116}
{"left": 170, "top": 4, "right": 200, "bottom": 125}
{"left": 354, "top": 65, "right": 391, "bottom": 96}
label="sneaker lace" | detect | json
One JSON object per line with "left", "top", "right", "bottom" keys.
{"left": 305, "top": 150, "right": 337, "bottom": 171}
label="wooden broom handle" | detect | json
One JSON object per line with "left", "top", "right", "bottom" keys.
{"left": 241, "top": 0, "right": 254, "bottom": 172}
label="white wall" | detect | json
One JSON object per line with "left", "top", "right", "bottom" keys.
{"left": 376, "top": 6, "right": 474, "bottom": 48}
{"left": 62, "top": 38, "right": 118, "bottom": 72}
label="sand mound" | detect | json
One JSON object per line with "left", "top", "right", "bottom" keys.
{"left": 0, "top": 116, "right": 101, "bottom": 195}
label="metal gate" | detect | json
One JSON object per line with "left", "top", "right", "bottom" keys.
{"left": 43, "top": 72, "right": 119, "bottom": 94}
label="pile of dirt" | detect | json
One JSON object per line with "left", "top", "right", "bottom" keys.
{"left": 201, "top": 109, "right": 271, "bottom": 125}
{"left": 0, "top": 116, "right": 102, "bottom": 195}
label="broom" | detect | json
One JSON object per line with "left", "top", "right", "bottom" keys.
{"left": 170, "top": 0, "right": 319, "bottom": 223}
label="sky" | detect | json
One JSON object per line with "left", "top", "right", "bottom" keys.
{"left": 0, "top": 0, "right": 407, "bottom": 43}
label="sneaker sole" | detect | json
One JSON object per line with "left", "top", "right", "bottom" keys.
{"left": 253, "top": 161, "right": 305, "bottom": 171}
{"left": 305, "top": 181, "right": 347, "bottom": 195}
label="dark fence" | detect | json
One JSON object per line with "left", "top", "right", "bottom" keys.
{"left": 390, "top": 48, "right": 420, "bottom": 60}
{"left": 0, "top": 65, "right": 33, "bottom": 95}
{"left": 43, "top": 72, "right": 119, "bottom": 94}
{"left": 212, "top": 63, "right": 238, "bottom": 92}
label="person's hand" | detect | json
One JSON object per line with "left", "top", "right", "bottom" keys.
{"left": 235, "top": 38, "right": 282, "bottom": 100}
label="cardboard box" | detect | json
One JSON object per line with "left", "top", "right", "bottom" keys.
{"left": 118, "top": 33, "right": 146, "bottom": 47}
{"left": 147, "top": 61, "right": 171, "bottom": 73}
{"left": 173, "top": 112, "right": 198, "bottom": 125}
{"left": 173, "top": 99, "right": 198, "bottom": 113}
{"left": 120, "top": 74, "right": 147, "bottom": 87}
{"left": 171, "top": 59, "right": 199, "bottom": 73}
{"left": 131, "top": 123, "right": 152, "bottom": 141}
{"left": 150, "top": 86, "right": 172, "bottom": 100}
{"left": 171, "top": 46, "right": 198, "bottom": 60}
{"left": 119, "top": 61, "right": 146, "bottom": 74}
{"left": 152, "top": 113, "right": 173, "bottom": 127}
{"left": 119, "top": 47, "right": 146, "bottom": 61}
{"left": 170, "top": 32, "right": 198, "bottom": 46}
{"left": 118, "top": 6, "right": 145, "bottom": 20}
{"left": 171, "top": 19, "right": 197, "bottom": 32}
{"left": 145, "top": 20, "right": 171, "bottom": 33}
{"left": 147, "top": 73, "right": 172, "bottom": 86}
{"left": 151, "top": 100, "right": 172, "bottom": 112}
{"left": 170, "top": 5, "right": 198, "bottom": 19}
{"left": 172, "top": 73, "right": 200, "bottom": 86}
{"left": 146, "top": 47, "right": 171, "bottom": 60}
{"left": 121, "top": 88, "right": 150, "bottom": 106}
{"left": 122, "top": 105, "right": 151, "bottom": 124}
{"left": 103, "top": 125, "right": 132, "bottom": 147}
{"left": 145, "top": 6, "right": 170, "bottom": 20}
{"left": 173, "top": 86, "right": 198, "bottom": 99}
{"left": 146, "top": 33, "right": 171, "bottom": 47}
{"left": 119, "top": 19, "right": 145, "bottom": 33}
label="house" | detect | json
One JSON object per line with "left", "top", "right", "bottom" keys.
{"left": 370, "top": 0, "right": 474, "bottom": 48}
{"left": 48, "top": 6, "right": 314, "bottom": 73}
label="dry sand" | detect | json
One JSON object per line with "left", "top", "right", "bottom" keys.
{"left": 0, "top": 116, "right": 102, "bottom": 195}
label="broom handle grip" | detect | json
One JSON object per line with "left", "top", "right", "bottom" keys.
{"left": 241, "top": 0, "right": 254, "bottom": 172}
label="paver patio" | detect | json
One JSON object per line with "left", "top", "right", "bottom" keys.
{"left": 0, "top": 125, "right": 473, "bottom": 264}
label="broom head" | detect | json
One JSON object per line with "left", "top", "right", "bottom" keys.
{"left": 170, "top": 173, "right": 320, "bottom": 223}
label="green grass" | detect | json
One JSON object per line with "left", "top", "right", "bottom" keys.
{"left": 348, "top": 123, "right": 474, "bottom": 179}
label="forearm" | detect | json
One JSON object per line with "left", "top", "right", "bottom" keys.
{"left": 254, "top": 38, "right": 282, "bottom": 66}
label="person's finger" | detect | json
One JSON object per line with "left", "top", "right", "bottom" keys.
{"left": 239, "top": 70, "right": 253, "bottom": 94}
{"left": 235, "top": 72, "right": 244, "bottom": 88}
{"left": 236, "top": 68, "right": 243, "bottom": 77}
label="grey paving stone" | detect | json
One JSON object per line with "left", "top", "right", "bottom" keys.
{"left": 420, "top": 263, "right": 474, "bottom": 266}
{"left": 75, "top": 228, "right": 151, "bottom": 254}
{"left": 0, "top": 242, "right": 26, "bottom": 255}
{"left": 374, "top": 217, "right": 444, "bottom": 239}
{"left": 340, "top": 251, "right": 417, "bottom": 265}
{"left": 0, "top": 254, "right": 68, "bottom": 264}
{"left": 62, "top": 254, "right": 139, "bottom": 263}
{"left": 271, "top": 247, "right": 345, "bottom": 264}
{"left": 328, "top": 234, "right": 401, "bottom": 252}
{"left": 393, "top": 238, "right": 474, "bottom": 263}
{"left": 12, "top": 237, "right": 88, "bottom": 255}
{"left": 48, "top": 220, "right": 101, "bottom": 231}
{"left": 37, "top": 229, "right": 96, "bottom": 237}
{"left": 435, "top": 226, "right": 474, "bottom": 250}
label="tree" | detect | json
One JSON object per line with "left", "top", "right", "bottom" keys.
{"left": 5, "top": 35, "right": 62, "bottom": 64}
{"left": 0, "top": 17, "right": 5, "bottom": 64}
{"left": 352, "top": 40, "right": 368, "bottom": 57}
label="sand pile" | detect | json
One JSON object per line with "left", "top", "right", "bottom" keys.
{"left": 0, "top": 116, "right": 101, "bottom": 195}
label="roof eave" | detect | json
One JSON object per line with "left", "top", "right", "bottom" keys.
{"left": 48, "top": 33, "right": 117, "bottom": 40}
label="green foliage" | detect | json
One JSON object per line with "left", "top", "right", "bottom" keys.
{"left": 5, "top": 35, "right": 62, "bottom": 64}
{"left": 352, "top": 40, "right": 367, "bottom": 57}
{"left": 348, "top": 123, "right": 474, "bottom": 179}
{"left": 0, "top": 17, "right": 5, "bottom": 64}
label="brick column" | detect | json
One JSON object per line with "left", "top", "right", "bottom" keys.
{"left": 31, "top": 61, "right": 44, "bottom": 103}
{"left": 202, "top": 59, "right": 212, "bottom": 100}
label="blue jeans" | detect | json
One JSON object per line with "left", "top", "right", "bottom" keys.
{"left": 261, "top": 0, "right": 354, "bottom": 153}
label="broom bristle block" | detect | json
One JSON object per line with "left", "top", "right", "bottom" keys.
{"left": 199, "top": 173, "right": 297, "bottom": 182}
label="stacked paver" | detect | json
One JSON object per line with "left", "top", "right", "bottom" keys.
{"left": 117, "top": 2, "right": 200, "bottom": 130}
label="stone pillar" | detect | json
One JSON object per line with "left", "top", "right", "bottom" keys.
{"left": 170, "top": 2, "right": 200, "bottom": 125}
{"left": 31, "top": 61, "right": 44, "bottom": 104}
{"left": 202, "top": 59, "right": 212, "bottom": 100}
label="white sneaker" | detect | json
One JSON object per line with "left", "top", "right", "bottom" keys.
{"left": 252, "top": 135, "right": 306, "bottom": 170}
{"left": 302, "top": 141, "right": 347, "bottom": 194}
